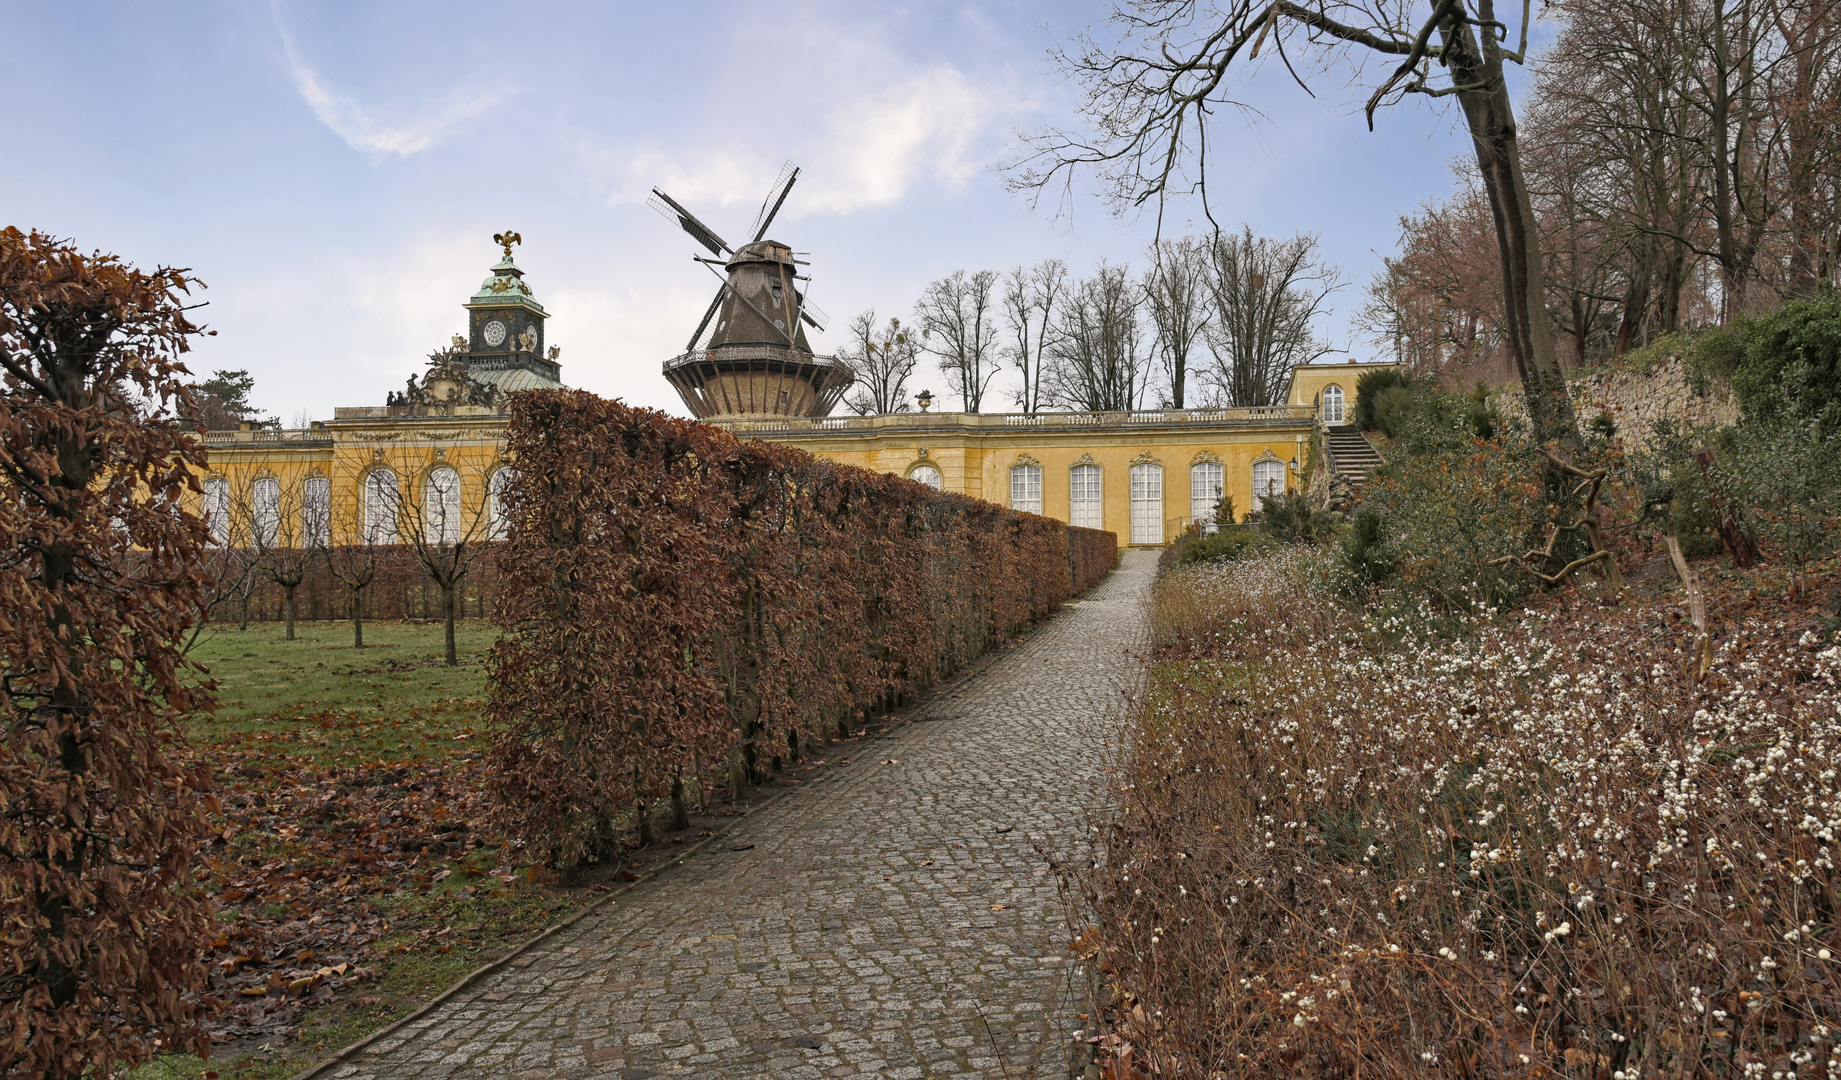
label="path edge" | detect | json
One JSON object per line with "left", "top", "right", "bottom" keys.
{"left": 284, "top": 562, "right": 1117, "bottom": 1080}
{"left": 286, "top": 807, "right": 765, "bottom": 1080}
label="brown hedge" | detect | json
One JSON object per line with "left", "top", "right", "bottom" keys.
{"left": 0, "top": 229, "right": 216, "bottom": 1077}
{"left": 484, "top": 392, "right": 1116, "bottom": 869}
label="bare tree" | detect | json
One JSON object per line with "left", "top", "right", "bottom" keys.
{"left": 914, "top": 269, "right": 1002, "bottom": 412}
{"left": 1000, "top": 259, "right": 1068, "bottom": 413}
{"left": 1360, "top": 186, "right": 1513, "bottom": 379}
{"left": 841, "top": 311, "right": 920, "bottom": 415}
{"left": 1204, "top": 227, "right": 1341, "bottom": 406}
{"left": 241, "top": 473, "right": 319, "bottom": 641}
{"left": 384, "top": 452, "right": 503, "bottom": 667}
{"left": 1142, "top": 236, "right": 1211, "bottom": 408}
{"left": 1044, "top": 261, "right": 1153, "bottom": 411}
{"left": 324, "top": 466, "right": 398, "bottom": 649}
{"left": 1009, "top": 0, "right": 1579, "bottom": 440}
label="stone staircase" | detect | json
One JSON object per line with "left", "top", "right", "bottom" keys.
{"left": 1323, "top": 425, "right": 1384, "bottom": 480}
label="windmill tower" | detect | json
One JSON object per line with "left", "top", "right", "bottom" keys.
{"left": 652, "top": 164, "right": 855, "bottom": 418}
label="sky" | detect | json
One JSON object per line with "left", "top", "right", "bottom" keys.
{"left": 1, "top": 1, "right": 1533, "bottom": 420}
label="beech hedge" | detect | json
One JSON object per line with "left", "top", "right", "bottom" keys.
{"left": 485, "top": 392, "right": 1116, "bottom": 869}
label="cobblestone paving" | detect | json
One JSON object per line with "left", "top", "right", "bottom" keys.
{"left": 336, "top": 550, "right": 1154, "bottom": 1080}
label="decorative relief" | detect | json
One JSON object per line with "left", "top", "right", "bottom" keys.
{"left": 1070, "top": 453, "right": 1098, "bottom": 469}
{"left": 1130, "top": 449, "right": 1162, "bottom": 467}
{"left": 1190, "top": 449, "right": 1223, "bottom": 466}
{"left": 1252, "top": 448, "right": 1284, "bottom": 465}
{"left": 1014, "top": 453, "right": 1041, "bottom": 469}
{"left": 916, "top": 446, "right": 930, "bottom": 460}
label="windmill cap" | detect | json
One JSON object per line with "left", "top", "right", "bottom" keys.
{"left": 726, "top": 240, "right": 796, "bottom": 270}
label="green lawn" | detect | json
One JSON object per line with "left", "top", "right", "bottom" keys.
{"left": 185, "top": 620, "right": 497, "bottom": 757}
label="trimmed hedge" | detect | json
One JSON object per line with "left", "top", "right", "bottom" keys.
{"left": 485, "top": 393, "right": 1117, "bottom": 868}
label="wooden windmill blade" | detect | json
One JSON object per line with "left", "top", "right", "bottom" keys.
{"left": 749, "top": 162, "right": 799, "bottom": 243}
{"left": 685, "top": 288, "right": 725, "bottom": 352}
{"left": 648, "top": 189, "right": 732, "bottom": 256}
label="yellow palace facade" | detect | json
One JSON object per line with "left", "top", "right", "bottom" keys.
{"left": 200, "top": 240, "right": 1392, "bottom": 549}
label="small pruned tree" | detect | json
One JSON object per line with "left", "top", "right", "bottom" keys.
{"left": 388, "top": 452, "right": 503, "bottom": 666}
{"left": 324, "top": 466, "right": 398, "bottom": 648}
{"left": 243, "top": 472, "right": 316, "bottom": 641}
{"left": 0, "top": 227, "right": 216, "bottom": 1077}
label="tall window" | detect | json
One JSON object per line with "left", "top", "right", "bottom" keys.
{"left": 1010, "top": 464, "right": 1042, "bottom": 514}
{"left": 303, "top": 475, "right": 330, "bottom": 547}
{"left": 488, "top": 468, "right": 516, "bottom": 541}
{"left": 1069, "top": 465, "right": 1102, "bottom": 529}
{"left": 1253, "top": 459, "right": 1285, "bottom": 510}
{"left": 1129, "top": 462, "right": 1163, "bottom": 545}
{"left": 909, "top": 464, "right": 942, "bottom": 491}
{"left": 363, "top": 468, "right": 398, "bottom": 544}
{"left": 1322, "top": 384, "right": 1345, "bottom": 424}
{"left": 251, "top": 476, "right": 280, "bottom": 548}
{"left": 425, "top": 466, "right": 463, "bottom": 545}
{"left": 203, "top": 476, "right": 228, "bottom": 546}
{"left": 1190, "top": 461, "right": 1225, "bottom": 532}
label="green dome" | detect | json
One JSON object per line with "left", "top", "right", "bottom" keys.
{"left": 468, "top": 255, "right": 547, "bottom": 314}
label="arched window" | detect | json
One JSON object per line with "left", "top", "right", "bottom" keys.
{"left": 1129, "top": 463, "right": 1163, "bottom": 545}
{"left": 488, "top": 468, "right": 516, "bottom": 541}
{"left": 424, "top": 466, "right": 463, "bottom": 545}
{"left": 251, "top": 476, "right": 280, "bottom": 548}
{"left": 1322, "top": 384, "right": 1345, "bottom": 425}
{"left": 1069, "top": 465, "right": 1102, "bottom": 529}
{"left": 1252, "top": 459, "right": 1285, "bottom": 510}
{"left": 203, "top": 476, "right": 229, "bottom": 546}
{"left": 909, "top": 464, "right": 942, "bottom": 491}
{"left": 1190, "top": 461, "right": 1225, "bottom": 533}
{"left": 363, "top": 468, "right": 399, "bottom": 544}
{"left": 1010, "top": 464, "right": 1042, "bottom": 514}
{"left": 303, "top": 475, "right": 330, "bottom": 547}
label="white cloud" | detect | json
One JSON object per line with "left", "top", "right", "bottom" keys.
{"left": 278, "top": 28, "right": 516, "bottom": 156}
{"left": 594, "top": 13, "right": 1016, "bottom": 222}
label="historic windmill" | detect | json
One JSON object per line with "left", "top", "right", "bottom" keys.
{"left": 650, "top": 163, "right": 855, "bottom": 419}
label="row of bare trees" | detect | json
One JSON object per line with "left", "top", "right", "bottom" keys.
{"left": 840, "top": 229, "right": 1342, "bottom": 415}
{"left": 196, "top": 455, "right": 510, "bottom": 665}
{"left": 1361, "top": 0, "right": 1840, "bottom": 379}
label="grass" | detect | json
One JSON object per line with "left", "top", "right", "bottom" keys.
{"left": 188, "top": 619, "right": 494, "bottom": 725}
{"left": 130, "top": 618, "right": 531, "bottom": 1080}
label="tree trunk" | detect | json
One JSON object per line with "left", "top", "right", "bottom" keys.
{"left": 1440, "top": 6, "right": 1576, "bottom": 444}
{"left": 239, "top": 591, "right": 249, "bottom": 631}
{"left": 670, "top": 773, "right": 689, "bottom": 831}
{"left": 443, "top": 580, "right": 459, "bottom": 667}
{"left": 352, "top": 587, "right": 366, "bottom": 648}
{"left": 283, "top": 584, "right": 297, "bottom": 641}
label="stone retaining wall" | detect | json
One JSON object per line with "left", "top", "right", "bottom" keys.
{"left": 1492, "top": 354, "right": 1739, "bottom": 454}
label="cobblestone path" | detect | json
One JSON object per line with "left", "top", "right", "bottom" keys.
{"left": 336, "top": 550, "right": 1154, "bottom": 1080}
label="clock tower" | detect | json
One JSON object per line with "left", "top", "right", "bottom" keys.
{"left": 461, "top": 231, "right": 561, "bottom": 391}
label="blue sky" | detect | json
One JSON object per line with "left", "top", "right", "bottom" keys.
{"left": 2, "top": 1, "right": 1517, "bottom": 420}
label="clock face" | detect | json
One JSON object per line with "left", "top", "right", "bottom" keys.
{"left": 483, "top": 320, "right": 507, "bottom": 348}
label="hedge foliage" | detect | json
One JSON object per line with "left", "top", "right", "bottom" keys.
{"left": 0, "top": 228, "right": 216, "bottom": 1076}
{"left": 485, "top": 392, "right": 1117, "bottom": 870}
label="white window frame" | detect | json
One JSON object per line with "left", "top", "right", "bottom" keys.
{"left": 1322, "top": 384, "right": 1346, "bottom": 424}
{"left": 1252, "top": 459, "right": 1285, "bottom": 511}
{"left": 1129, "top": 463, "right": 1163, "bottom": 545}
{"left": 909, "top": 464, "right": 942, "bottom": 491}
{"left": 203, "top": 476, "right": 228, "bottom": 546}
{"left": 424, "top": 466, "right": 464, "bottom": 546}
{"left": 1069, "top": 465, "right": 1102, "bottom": 529}
{"left": 303, "top": 475, "right": 330, "bottom": 547}
{"left": 1010, "top": 464, "right": 1042, "bottom": 514}
{"left": 364, "top": 468, "right": 399, "bottom": 545}
{"left": 251, "top": 476, "right": 280, "bottom": 548}
{"left": 1190, "top": 461, "right": 1224, "bottom": 533}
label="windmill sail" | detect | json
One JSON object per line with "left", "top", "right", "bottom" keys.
{"left": 749, "top": 162, "right": 799, "bottom": 243}
{"left": 648, "top": 190, "right": 731, "bottom": 256}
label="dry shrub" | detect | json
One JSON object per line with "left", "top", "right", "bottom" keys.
{"left": 1077, "top": 549, "right": 1841, "bottom": 1078}
{"left": 0, "top": 228, "right": 217, "bottom": 1076}
{"left": 487, "top": 392, "right": 1117, "bottom": 870}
